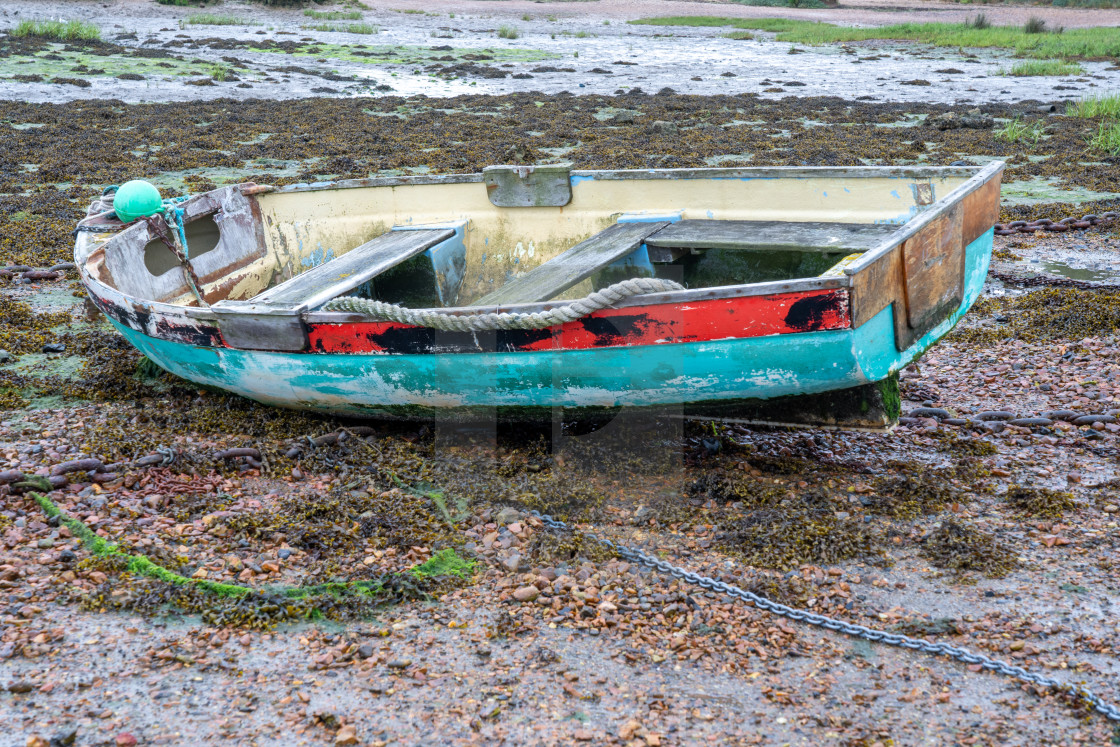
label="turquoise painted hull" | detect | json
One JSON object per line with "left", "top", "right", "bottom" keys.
{"left": 109, "top": 230, "right": 993, "bottom": 417}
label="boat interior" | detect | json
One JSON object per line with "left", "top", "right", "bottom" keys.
{"left": 80, "top": 166, "right": 982, "bottom": 312}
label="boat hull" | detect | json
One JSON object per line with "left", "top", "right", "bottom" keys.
{"left": 101, "top": 229, "right": 991, "bottom": 419}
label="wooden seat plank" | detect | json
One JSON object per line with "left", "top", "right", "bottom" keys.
{"left": 475, "top": 221, "right": 669, "bottom": 306}
{"left": 253, "top": 227, "right": 454, "bottom": 309}
{"left": 644, "top": 220, "right": 901, "bottom": 253}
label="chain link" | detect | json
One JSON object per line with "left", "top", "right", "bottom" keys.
{"left": 994, "top": 211, "right": 1117, "bottom": 236}
{"left": 527, "top": 510, "right": 1120, "bottom": 724}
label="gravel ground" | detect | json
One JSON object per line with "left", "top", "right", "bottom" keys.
{"left": 4, "top": 1, "right": 1120, "bottom": 746}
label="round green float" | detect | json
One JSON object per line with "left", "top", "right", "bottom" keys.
{"left": 113, "top": 180, "right": 162, "bottom": 222}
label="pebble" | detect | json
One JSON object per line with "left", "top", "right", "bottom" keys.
{"left": 502, "top": 554, "right": 522, "bottom": 572}
{"left": 1104, "top": 505, "right": 1118, "bottom": 513}
{"left": 334, "top": 725, "right": 359, "bottom": 745}
{"left": 0, "top": 349, "right": 12, "bottom": 364}
{"left": 387, "top": 659, "right": 411, "bottom": 669}
{"left": 513, "top": 586, "right": 540, "bottom": 602}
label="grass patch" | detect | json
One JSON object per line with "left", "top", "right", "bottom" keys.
{"left": 629, "top": 16, "right": 1120, "bottom": 59}
{"left": 724, "top": 31, "right": 756, "bottom": 40}
{"left": 209, "top": 63, "right": 231, "bottom": 82}
{"left": 497, "top": 25, "right": 521, "bottom": 39}
{"left": 182, "top": 14, "right": 257, "bottom": 26}
{"left": 12, "top": 19, "right": 101, "bottom": 41}
{"left": 304, "top": 9, "right": 362, "bottom": 20}
{"left": 994, "top": 116, "right": 1047, "bottom": 144}
{"left": 1067, "top": 93, "right": 1120, "bottom": 119}
{"left": 1003, "top": 59, "right": 1083, "bottom": 76}
{"left": 302, "top": 22, "right": 378, "bottom": 34}
{"left": 1090, "top": 120, "right": 1120, "bottom": 156}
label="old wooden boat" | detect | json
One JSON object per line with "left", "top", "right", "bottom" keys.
{"left": 74, "top": 163, "right": 1003, "bottom": 425}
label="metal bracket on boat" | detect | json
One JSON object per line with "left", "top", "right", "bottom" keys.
{"left": 483, "top": 164, "right": 572, "bottom": 208}
{"left": 209, "top": 303, "right": 308, "bottom": 352}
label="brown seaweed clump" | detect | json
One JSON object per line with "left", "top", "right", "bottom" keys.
{"left": 921, "top": 520, "right": 1017, "bottom": 579}
{"left": 868, "top": 471, "right": 960, "bottom": 519}
{"left": 524, "top": 526, "right": 614, "bottom": 565}
{"left": 955, "top": 288, "right": 1120, "bottom": 343}
{"left": 719, "top": 503, "right": 880, "bottom": 571}
{"left": 686, "top": 470, "right": 788, "bottom": 508}
{"left": 1004, "top": 484, "right": 1077, "bottom": 518}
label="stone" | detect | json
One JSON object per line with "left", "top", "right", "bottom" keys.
{"left": 651, "top": 120, "right": 678, "bottom": 136}
{"left": 631, "top": 505, "right": 654, "bottom": 525}
{"left": 356, "top": 643, "right": 375, "bottom": 659}
{"left": 115, "top": 734, "right": 137, "bottom": 747}
{"left": 0, "top": 350, "right": 12, "bottom": 364}
{"left": 334, "top": 725, "right": 359, "bottom": 746}
{"left": 495, "top": 507, "right": 520, "bottom": 525}
{"left": 50, "top": 728, "right": 77, "bottom": 747}
{"left": 387, "top": 659, "right": 411, "bottom": 669}
{"left": 1104, "top": 504, "right": 1118, "bottom": 513}
{"left": 8, "top": 681, "right": 34, "bottom": 693}
{"left": 278, "top": 548, "right": 292, "bottom": 560}
{"left": 513, "top": 586, "right": 540, "bottom": 602}
{"left": 41, "top": 343, "right": 66, "bottom": 354}
{"left": 502, "top": 554, "right": 522, "bottom": 572}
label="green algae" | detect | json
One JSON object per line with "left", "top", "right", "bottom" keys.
{"left": 0, "top": 44, "right": 231, "bottom": 82}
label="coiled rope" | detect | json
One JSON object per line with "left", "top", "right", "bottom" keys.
{"left": 322, "top": 277, "right": 686, "bottom": 332}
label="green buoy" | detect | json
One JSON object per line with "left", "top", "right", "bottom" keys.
{"left": 113, "top": 180, "right": 162, "bottom": 222}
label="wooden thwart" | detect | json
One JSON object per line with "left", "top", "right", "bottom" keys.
{"left": 251, "top": 228, "right": 454, "bottom": 310}
{"left": 644, "top": 220, "right": 901, "bottom": 253}
{"left": 475, "top": 221, "right": 669, "bottom": 305}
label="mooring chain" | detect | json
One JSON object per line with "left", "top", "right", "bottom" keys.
{"left": 994, "top": 211, "right": 1117, "bottom": 236}
{"left": 526, "top": 510, "right": 1120, "bottom": 724}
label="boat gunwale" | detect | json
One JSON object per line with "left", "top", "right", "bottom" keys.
{"left": 74, "top": 163, "right": 1003, "bottom": 326}
{"left": 843, "top": 161, "right": 1005, "bottom": 276}
{"left": 268, "top": 164, "right": 996, "bottom": 194}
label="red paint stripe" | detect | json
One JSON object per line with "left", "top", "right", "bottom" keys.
{"left": 307, "top": 289, "right": 850, "bottom": 354}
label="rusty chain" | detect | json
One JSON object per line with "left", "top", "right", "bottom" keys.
{"left": 528, "top": 509, "right": 1120, "bottom": 725}
{"left": 994, "top": 211, "right": 1117, "bottom": 236}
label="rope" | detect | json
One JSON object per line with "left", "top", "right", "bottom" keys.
{"left": 321, "top": 277, "right": 686, "bottom": 332}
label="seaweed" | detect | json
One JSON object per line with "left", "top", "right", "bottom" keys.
{"left": 1004, "top": 484, "right": 1078, "bottom": 517}
{"left": 719, "top": 501, "right": 881, "bottom": 571}
{"left": 921, "top": 520, "right": 1017, "bottom": 579}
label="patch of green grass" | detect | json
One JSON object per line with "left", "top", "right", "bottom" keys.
{"left": 304, "top": 9, "right": 362, "bottom": 20}
{"left": 157, "top": 0, "right": 216, "bottom": 5}
{"left": 497, "top": 25, "right": 520, "bottom": 39}
{"left": 12, "top": 19, "right": 101, "bottom": 41}
{"left": 302, "top": 22, "right": 378, "bottom": 34}
{"left": 725, "top": 31, "right": 756, "bottom": 40}
{"left": 1090, "top": 120, "right": 1120, "bottom": 156}
{"left": 630, "top": 16, "right": 1120, "bottom": 59}
{"left": 1067, "top": 93, "right": 1120, "bottom": 118}
{"left": 208, "top": 63, "right": 230, "bottom": 81}
{"left": 1003, "top": 59, "right": 1083, "bottom": 75}
{"left": 994, "top": 116, "right": 1047, "bottom": 144}
{"left": 182, "top": 14, "right": 257, "bottom": 26}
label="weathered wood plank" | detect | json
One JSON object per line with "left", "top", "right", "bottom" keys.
{"left": 644, "top": 220, "right": 901, "bottom": 253}
{"left": 849, "top": 244, "right": 910, "bottom": 351}
{"left": 254, "top": 228, "right": 454, "bottom": 309}
{"left": 475, "top": 221, "right": 669, "bottom": 305}
{"left": 901, "top": 203, "right": 964, "bottom": 334}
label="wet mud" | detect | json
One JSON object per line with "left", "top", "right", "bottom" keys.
{"left": 3, "top": 2, "right": 1120, "bottom": 746}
